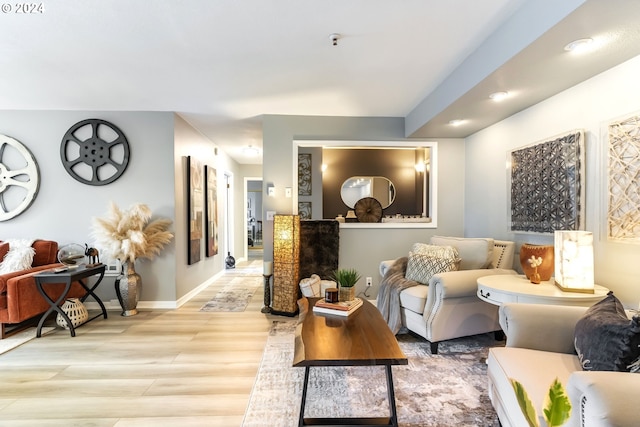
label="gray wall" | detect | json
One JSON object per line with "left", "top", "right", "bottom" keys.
{"left": 0, "top": 111, "right": 176, "bottom": 305}
{"left": 0, "top": 111, "right": 244, "bottom": 308}
{"left": 174, "top": 115, "right": 245, "bottom": 303}
{"left": 465, "top": 53, "right": 640, "bottom": 308}
{"left": 262, "top": 115, "right": 465, "bottom": 296}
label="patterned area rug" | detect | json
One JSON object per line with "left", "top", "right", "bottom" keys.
{"left": 199, "top": 276, "right": 261, "bottom": 312}
{"left": 243, "top": 321, "right": 502, "bottom": 427}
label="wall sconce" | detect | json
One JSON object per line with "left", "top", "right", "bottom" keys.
{"left": 272, "top": 214, "right": 300, "bottom": 315}
{"left": 267, "top": 184, "right": 275, "bottom": 197}
{"left": 321, "top": 164, "right": 327, "bottom": 173}
{"left": 415, "top": 162, "right": 426, "bottom": 173}
{"left": 554, "top": 230, "right": 595, "bottom": 293}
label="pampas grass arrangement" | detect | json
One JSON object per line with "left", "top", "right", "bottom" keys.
{"left": 91, "top": 202, "right": 173, "bottom": 264}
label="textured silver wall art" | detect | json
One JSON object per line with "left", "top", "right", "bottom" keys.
{"left": 509, "top": 130, "right": 585, "bottom": 233}
{"left": 0, "top": 134, "right": 40, "bottom": 221}
{"left": 298, "top": 153, "right": 312, "bottom": 196}
{"left": 607, "top": 114, "right": 640, "bottom": 242}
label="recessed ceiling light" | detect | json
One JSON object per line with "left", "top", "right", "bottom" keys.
{"left": 564, "top": 38, "right": 594, "bottom": 53}
{"left": 448, "top": 119, "right": 464, "bottom": 126}
{"left": 489, "top": 91, "right": 509, "bottom": 101}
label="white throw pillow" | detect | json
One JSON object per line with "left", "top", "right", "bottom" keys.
{"left": 0, "top": 240, "right": 36, "bottom": 274}
{"left": 411, "top": 243, "right": 459, "bottom": 260}
{"left": 430, "top": 236, "right": 494, "bottom": 270}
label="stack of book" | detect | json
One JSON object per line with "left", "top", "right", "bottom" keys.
{"left": 312, "top": 297, "right": 363, "bottom": 317}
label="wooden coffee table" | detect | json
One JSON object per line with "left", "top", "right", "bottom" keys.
{"left": 293, "top": 297, "right": 407, "bottom": 427}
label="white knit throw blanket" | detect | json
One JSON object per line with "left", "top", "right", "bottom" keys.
{"left": 0, "top": 239, "right": 36, "bottom": 274}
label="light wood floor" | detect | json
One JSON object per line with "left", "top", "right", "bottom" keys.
{"left": 0, "top": 250, "right": 281, "bottom": 426}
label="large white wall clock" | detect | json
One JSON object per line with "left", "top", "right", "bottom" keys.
{"left": 0, "top": 134, "right": 40, "bottom": 221}
{"left": 60, "top": 118, "right": 130, "bottom": 186}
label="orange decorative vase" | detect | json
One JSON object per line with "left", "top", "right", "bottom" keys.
{"left": 519, "top": 244, "right": 554, "bottom": 281}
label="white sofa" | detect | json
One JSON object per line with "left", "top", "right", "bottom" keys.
{"left": 488, "top": 302, "right": 640, "bottom": 427}
{"left": 379, "top": 236, "right": 516, "bottom": 353}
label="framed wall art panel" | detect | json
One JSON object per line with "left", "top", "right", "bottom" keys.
{"left": 607, "top": 113, "right": 640, "bottom": 243}
{"left": 298, "top": 201, "right": 312, "bottom": 220}
{"left": 509, "top": 130, "right": 585, "bottom": 233}
{"left": 186, "top": 156, "right": 203, "bottom": 264}
{"left": 205, "top": 165, "right": 219, "bottom": 257}
{"left": 298, "top": 153, "right": 312, "bottom": 196}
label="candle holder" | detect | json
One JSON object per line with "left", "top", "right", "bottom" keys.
{"left": 261, "top": 274, "right": 272, "bottom": 313}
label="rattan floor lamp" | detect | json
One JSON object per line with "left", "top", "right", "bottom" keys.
{"left": 271, "top": 214, "right": 300, "bottom": 316}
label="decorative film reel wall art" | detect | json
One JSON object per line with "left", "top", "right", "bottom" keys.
{"left": 0, "top": 134, "right": 40, "bottom": 221}
{"left": 607, "top": 113, "right": 640, "bottom": 243}
{"left": 60, "top": 119, "right": 130, "bottom": 186}
{"left": 509, "top": 130, "right": 585, "bottom": 233}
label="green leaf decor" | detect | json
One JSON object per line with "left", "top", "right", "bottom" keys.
{"left": 510, "top": 377, "right": 572, "bottom": 427}
{"left": 510, "top": 379, "right": 539, "bottom": 427}
{"left": 331, "top": 268, "right": 361, "bottom": 288}
{"left": 543, "top": 378, "right": 572, "bottom": 427}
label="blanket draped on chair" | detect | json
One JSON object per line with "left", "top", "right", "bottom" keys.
{"left": 376, "top": 257, "right": 420, "bottom": 334}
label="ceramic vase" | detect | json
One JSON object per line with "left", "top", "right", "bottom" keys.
{"left": 116, "top": 261, "right": 141, "bottom": 316}
{"left": 339, "top": 286, "right": 355, "bottom": 302}
{"left": 519, "top": 244, "right": 554, "bottom": 281}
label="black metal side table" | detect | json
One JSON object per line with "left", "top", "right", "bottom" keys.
{"left": 34, "top": 264, "right": 107, "bottom": 337}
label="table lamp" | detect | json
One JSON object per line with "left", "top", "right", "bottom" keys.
{"left": 554, "top": 230, "right": 595, "bottom": 293}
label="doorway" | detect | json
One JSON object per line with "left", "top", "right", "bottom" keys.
{"left": 245, "top": 177, "right": 263, "bottom": 260}
{"left": 224, "top": 172, "right": 236, "bottom": 268}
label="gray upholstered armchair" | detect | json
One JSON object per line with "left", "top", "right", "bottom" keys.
{"left": 379, "top": 236, "right": 516, "bottom": 353}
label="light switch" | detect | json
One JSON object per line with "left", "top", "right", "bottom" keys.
{"left": 266, "top": 211, "right": 276, "bottom": 221}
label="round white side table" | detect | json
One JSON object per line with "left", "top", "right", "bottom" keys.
{"left": 477, "top": 274, "right": 609, "bottom": 307}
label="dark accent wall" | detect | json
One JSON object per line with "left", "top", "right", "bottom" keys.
{"left": 322, "top": 148, "right": 422, "bottom": 219}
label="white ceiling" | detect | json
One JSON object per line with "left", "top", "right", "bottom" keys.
{"left": 1, "top": 0, "right": 639, "bottom": 164}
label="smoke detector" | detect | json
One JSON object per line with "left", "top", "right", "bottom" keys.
{"left": 329, "top": 33, "right": 341, "bottom": 46}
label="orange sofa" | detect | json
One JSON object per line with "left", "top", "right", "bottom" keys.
{"left": 0, "top": 240, "right": 84, "bottom": 338}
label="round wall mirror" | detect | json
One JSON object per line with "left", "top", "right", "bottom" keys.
{"left": 340, "top": 176, "right": 396, "bottom": 209}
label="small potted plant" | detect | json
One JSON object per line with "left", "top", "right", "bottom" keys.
{"left": 332, "top": 268, "right": 361, "bottom": 302}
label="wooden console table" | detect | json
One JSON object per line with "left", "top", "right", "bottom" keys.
{"left": 294, "top": 297, "right": 407, "bottom": 427}
{"left": 34, "top": 264, "right": 107, "bottom": 337}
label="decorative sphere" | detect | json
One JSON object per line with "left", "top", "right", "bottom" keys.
{"left": 58, "top": 243, "right": 86, "bottom": 266}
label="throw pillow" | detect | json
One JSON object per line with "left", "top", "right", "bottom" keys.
{"left": 411, "top": 243, "right": 459, "bottom": 260}
{"left": 405, "top": 251, "right": 460, "bottom": 285}
{"left": 574, "top": 292, "right": 640, "bottom": 372}
{"left": 0, "top": 242, "right": 9, "bottom": 263}
{"left": 430, "top": 236, "right": 494, "bottom": 270}
{"left": 0, "top": 241, "right": 36, "bottom": 274}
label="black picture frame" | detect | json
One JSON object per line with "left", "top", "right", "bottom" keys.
{"left": 186, "top": 156, "right": 203, "bottom": 264}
